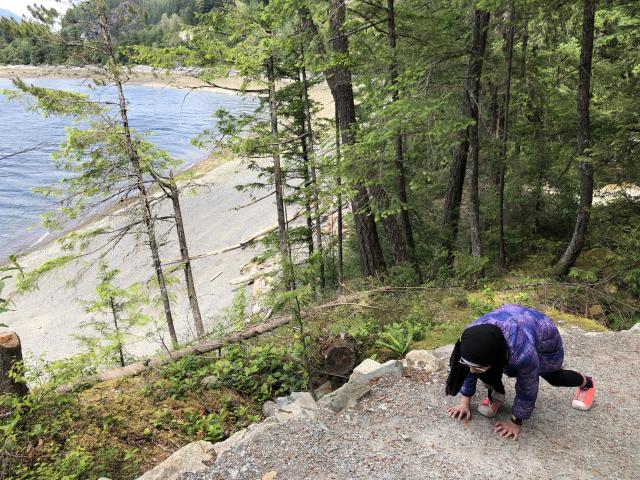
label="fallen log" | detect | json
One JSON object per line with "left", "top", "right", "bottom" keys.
{"left": 163, "top": 210, "right": 303, "bottom": 267}
{"left": 58, "top": 314, "right": 292, "bottom": 392}
{"left": 0, "top": 332, "right": 29, "bottom": 397}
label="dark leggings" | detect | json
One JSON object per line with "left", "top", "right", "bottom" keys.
{"left": 485, "top": 369, "right": 585, "bottom": 395}
{"left": 540, "top": 369, "right": 585, "bottom": 387}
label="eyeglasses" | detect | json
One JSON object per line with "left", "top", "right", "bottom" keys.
{"left": 459, "top": 359, "right": 490, "bottom": 373}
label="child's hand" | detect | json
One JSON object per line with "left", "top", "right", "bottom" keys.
{"left": 494, "top": 420, "right": 520, "bottom": 440}
{"left": 447, "top": 404, "right": 471, "bottom": 422}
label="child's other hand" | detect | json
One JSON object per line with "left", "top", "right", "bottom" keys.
{"left": 494, "top": 420, "right": 520, "bottom": 440}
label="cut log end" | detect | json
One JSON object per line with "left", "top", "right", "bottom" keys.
{"left": 0, "top": 331, "right": 29, "bottom": 397}
{"left": 322, "top": 336, "right": 359, "bottom": 377}
{"left": 0, "top": 332, "right": 20, "bottom": 349}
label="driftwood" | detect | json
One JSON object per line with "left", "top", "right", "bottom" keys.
{"left": 0, "top": 332, "right": 29, "bottom": 396}
{"left": 58, "top": 315, "right": 291, "bottom": 393}
{"left": 163, "top": 210, "right": 303, "bottom": 266}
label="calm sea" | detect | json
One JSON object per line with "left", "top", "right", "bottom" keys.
{"left": 0, "top": 77, "right": 257, "bottom": 261}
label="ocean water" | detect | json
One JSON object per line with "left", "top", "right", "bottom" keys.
{"left": 0, "top": 77, "right": 257, "bottom": 261}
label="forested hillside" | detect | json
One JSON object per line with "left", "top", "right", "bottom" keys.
{"left": 0, "top": 0, "right": 639, "bottom": 478}
{"left": 0, "top": 0, "right": 226, "bottom": 64}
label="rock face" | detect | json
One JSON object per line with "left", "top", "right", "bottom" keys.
{"left": 136, "top": 441, "right": 214, "bottom": 480}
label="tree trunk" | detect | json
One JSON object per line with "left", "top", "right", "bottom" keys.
{"left": 499, "top": 9, "right": 516, "bottom": 268}
{"left": 369, "top": 184, "right": 409, "bottom": 264}
{"left": 467, "top": 9, "right": 491, "bottom": 257}
{"left": 327, "top": 0, "right": 386, "bottom": 277}
{"left": 265, "top": 53, "right": 291, "bottom": 288}
{"left": 443, "top": 9, "right": 490, "bottom": 259}
{"left": 97, "top": 13, "right": 178, "bottom": 349}
{"left": 109, "top": 297, "right": 126, "bottom": 368}
{"left": 300, "top": 63, "right": 326, "bottom": 289}
{"left": 335, "top": 107, "right": 344, "bottom": 284}
{"left": 300, "top": 127, "right": 316, "bottom": 262}
{"left": 556, "top": 0, "right": 597, "bottom": 277}
{"left": 0, "top": 332, "right": 29, "bottom": 396}
{"left": 387, "top": 0, "right": 421, "bottom": 281}
{"left": 168, "top": 173, "right": 205, "bottom": 339}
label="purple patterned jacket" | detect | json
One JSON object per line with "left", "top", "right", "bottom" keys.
{"left": 459, "top": 304, "right": 564, "bottom": 420}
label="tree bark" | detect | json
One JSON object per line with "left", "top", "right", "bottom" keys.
{"left": 0, "top": 332, "right": 29, "bottom": 396}
{"left": 109, "top": 297, "right": 126, "bottom": 368}
{"left": 467, "top": 9, "right": 491, "bottom": 257}
{"left": 556, "top": 0, "right": 597, "bottom": 277}
{"left": 300, "top": 125, "right": 316, "bottom": 262}
{"left": 168, "top": 173, "right": 205, "bottom": 339}
{"left": 387, "top": 0, "right": 421, "bottom": 281}
{"left": 300, "top": 63, "right": 326, "bottom": 289}
{"left": 369, "top": 184, "right": 409, "bottom": 264}
{"left": 321, "top": 336, "right": 358, "bottom": 377}
{"left": 443, "top": 9, "right": 490, "bottom": 259}
{"left": 335, "top": 106, "right": 344, "bottom": 284}
{"left": 265, "top": 53, "right": 291, "bottom": 287}
{"left": 498, "top": 9, "right": 515, "bottom": 268}
{"left": 327, "top": 0, "right": 386, "bottom": 277}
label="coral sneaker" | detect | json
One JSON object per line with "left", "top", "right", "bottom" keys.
{"left": 478, "top": 397, "right": 503, "bottom": 418}
{"left": 572, "top": 378, "right": 595, "bottom": 411}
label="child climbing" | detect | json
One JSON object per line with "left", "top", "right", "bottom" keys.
{"left": 445, "top": 304, "right": 595, "bottom": 440}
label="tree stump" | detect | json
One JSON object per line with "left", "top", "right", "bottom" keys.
{"left": 0, "top": 332, "right": 29, "bottom": 397}
{"left": 321, "top": 335, "right": 359, "bottom": 378}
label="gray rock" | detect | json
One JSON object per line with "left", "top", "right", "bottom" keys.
{"left": 314, "top": 381, "right": 333, "bottom": 399}
{"left": 275, "top": 396, "right": 290, "bottom": 409}
{"left": 318, "top": 381, "right": 371, "bottom": 412}
{"left": 348, "top": 358, "right": 381, "bottom": 382}
{"left": 432, "top": 344, "right": 455, "bottom": 361}
{"left": 136, "top": 441, "right": 214, "bottom": 480}
{"left": 262, "top": 400, "right": 277, "bottom": 418}
{"left": 404, "top": 350, "right": 444, "bottom": 373}
{"left": 350, "top": 359, "right": 403, "bottom": 385}
{"left": 213, "top": 428, "right": 248, "bottom": 458}
{"left": 629, "top": 322, "right": 640, "bottom": 332}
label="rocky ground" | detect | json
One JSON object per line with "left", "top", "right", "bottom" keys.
{"left": 182, "top": 326, "right": 639, "bottom": 480}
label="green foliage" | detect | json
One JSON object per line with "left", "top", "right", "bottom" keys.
{"left": 568, "top": 267, "right": 598, "bottom": 283}
{"left": 375, "top": 320, "right": 424, "bottom": 357}
{"left": 75, "top": 262, "right": 151, "bottom": 368}
{"left": 210, "top": 343, "right": 307, "bottom": 403}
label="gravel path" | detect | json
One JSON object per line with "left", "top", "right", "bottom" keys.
{"left": 186, "top": 327, "right": 639, "bottom": 480}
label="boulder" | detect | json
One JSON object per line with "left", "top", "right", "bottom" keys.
{"left": 348, "top": 358, "right": 381, "bottom": 382}
{"left": 318, "top": 381, "right": 371, "bottom": 413}
{"left": 350, "top": 359, "right": 403, "bottom": 385}
{"left": 136, "top": 441, "right": 214, "bottom": 480}
{"left": 404, "top": 350, "right": 444, "bottom": 373}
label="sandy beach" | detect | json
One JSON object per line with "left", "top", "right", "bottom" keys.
{"left": 0, "top": 66, "right": 332, "bottom": 364}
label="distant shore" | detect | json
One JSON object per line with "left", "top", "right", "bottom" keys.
{"left": 0, "top": 64, "right": 252, "bottom": 94}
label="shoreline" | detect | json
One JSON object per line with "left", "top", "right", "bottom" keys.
{"left": 1, "top": 150, "right": 232, "bottom": 267}
{"left": 0, "top": 64, "right": 257, "bottom": 94}
{"left": 0, "top": 65, "right": 251, "bottom": 266}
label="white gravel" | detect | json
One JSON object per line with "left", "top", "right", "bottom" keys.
{"left": 183, "top": 327, "right": 639, "bottom": 480}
